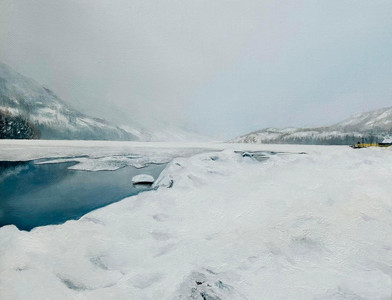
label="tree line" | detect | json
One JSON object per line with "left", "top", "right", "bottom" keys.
{"left": 0, "top": 109, "right": 40, "bottom": 139}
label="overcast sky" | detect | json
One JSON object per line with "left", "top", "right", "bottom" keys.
{"left": 1, "top": 0, "right": 392, "bottom": 138}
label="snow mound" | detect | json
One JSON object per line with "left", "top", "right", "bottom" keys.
{"left": 132, "top": 174, "right": 154, "bottom": 184}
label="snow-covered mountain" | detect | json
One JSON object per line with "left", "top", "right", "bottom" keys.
{"left": 232, "top": 107, "right": 392, "bottom": 145}
{"left": 0, "top": 62, "right": 210, "bottom": 141}
{"left": 334, "top": 106, "right": 392, "bottom": 132}
{"left": 0, "top": 62, "right": 136, "bottom": 140}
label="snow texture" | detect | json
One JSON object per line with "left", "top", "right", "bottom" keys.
{"left": 1, "top": 144, "right": 392, "bottom": 299}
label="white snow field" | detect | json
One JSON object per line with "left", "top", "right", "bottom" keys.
{"left": 0, "top": 140, "right": 392, "bottom": 299}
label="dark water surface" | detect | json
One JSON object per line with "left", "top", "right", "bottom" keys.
{"left": 0, "top": 160, "right": 166, "bottom": 231}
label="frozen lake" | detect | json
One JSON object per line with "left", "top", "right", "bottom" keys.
{"left": 0, "top": 159, "right": 166, "bottom": 231}
{"left": 0, "top": 140, "right": 316, "bottom": 231}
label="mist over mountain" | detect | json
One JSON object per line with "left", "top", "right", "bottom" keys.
{"left": 2, "top": 60, "right": 390, "bottom": 144}
{"left": 0, "top": 62, "right": 136, "bottom": 140}
{"left": 0, "top": 62, "right": 207, "bottom": 141}
{"left": 232, "top": 107, "right": 392, "bottom": 145}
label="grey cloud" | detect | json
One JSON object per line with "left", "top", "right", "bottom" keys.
{"left": 1, "top": 0, "right": 392, "bottom": 138}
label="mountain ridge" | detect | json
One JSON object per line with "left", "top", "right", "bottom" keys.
{"left": 231, "top": 106, "right": 392, "bottom": 145}
{"left": 0, "top": 62, "right": 208, "bottom": 141}
{"left": 0, "top": 62, "right": 135, "bottom": 140}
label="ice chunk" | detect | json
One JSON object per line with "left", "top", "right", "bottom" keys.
{"left": 132, "top": 174, "right": 154, "bottom": 184}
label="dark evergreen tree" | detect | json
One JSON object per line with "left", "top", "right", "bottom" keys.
{"left": 0, "top": 110, "right": 40, "bottom": 139}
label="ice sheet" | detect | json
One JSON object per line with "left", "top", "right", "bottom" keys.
{"left": 0, "top": 139, "right": 330, "bottom": 162}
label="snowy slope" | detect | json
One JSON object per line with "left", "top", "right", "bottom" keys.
{"left": 0, "top": 62, "right": 135, "bottom": 140}
{"left": 0, "top": 146, "right": 391, "bottom": 299}
{"left": 232, "top": 107, "right": 392, "bottom": 145}
{"left": 334, "top": 106, "right": 392, "bottom": 132}
{"left": 232, "top": 127, "right": 366, "bottom": 145}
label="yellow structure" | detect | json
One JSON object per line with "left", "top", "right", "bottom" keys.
{"left": 351, "top": 142, "right": 392, "bottom": 149}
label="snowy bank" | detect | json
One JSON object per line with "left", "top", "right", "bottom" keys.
{"left": 1, "top": 147, "right": 392, "bottom": 299}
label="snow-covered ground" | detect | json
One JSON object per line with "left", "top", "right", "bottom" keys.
{"left": 1, "top": 141, "right": 392, "bottom": 299}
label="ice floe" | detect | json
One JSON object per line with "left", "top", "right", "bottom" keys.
{"left": 132, "top": 174, "right": 155, "bottom": 184}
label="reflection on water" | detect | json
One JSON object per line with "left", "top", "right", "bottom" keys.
{"left": 0, "top": 160, "right": 166, "bottom": 231}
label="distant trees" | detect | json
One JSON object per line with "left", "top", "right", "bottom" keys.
{"left": 239, "top": 131, "right": 385, "bottom": 145}
{"left": 0, "top": 109, "right": 40, "bottom": 139}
